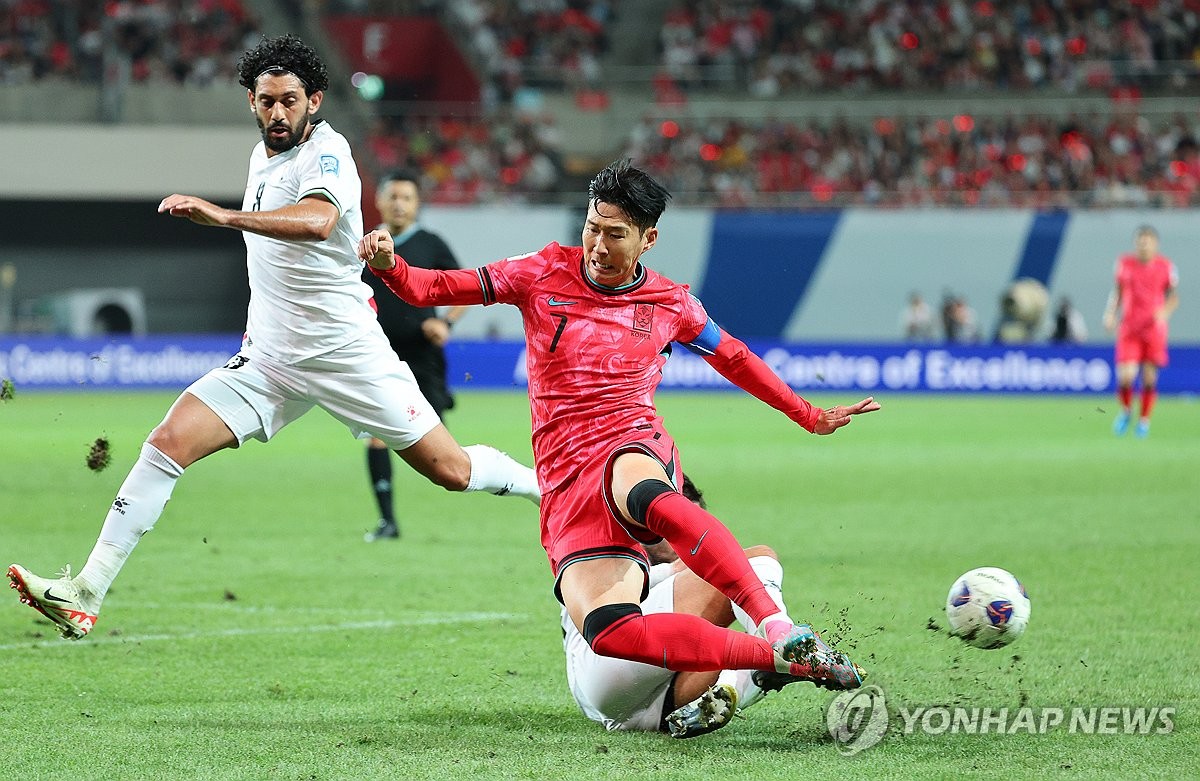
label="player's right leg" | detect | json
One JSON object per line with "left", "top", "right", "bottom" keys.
{"left": 9, "top": 390, "right": 238, "bottom": 639}
{"left": 1112, "top": 355, "right": 1139, "bottom": 435}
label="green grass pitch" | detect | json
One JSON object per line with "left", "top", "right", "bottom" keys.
{"left": 1, "top": 389, "right": 1197, "bottom": 780}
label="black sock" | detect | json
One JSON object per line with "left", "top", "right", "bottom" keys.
{"left": 367, "top": 447, "right": 394, "bottom": 522}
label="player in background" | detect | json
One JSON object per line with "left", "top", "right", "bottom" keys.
{"left": 359, "top": 159, "right": 879, "bottom": 694}
{"left": 8, "top": 34, "right": 538, "bottom": 640}
{"left": 564, "top": 476, "right": 823, "bottom": 738}
{"left": 362, "top": 170, "right": 470, "bottom": 541}
{"left": 1102, "top": 225, "right": 1179, "bottom": 438}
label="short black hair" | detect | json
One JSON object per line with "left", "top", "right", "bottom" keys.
{"left": 378, "top": 169, "right": 422, "bottom": 193}
{"left": 237, "top": 34, "right": 329, "bottom": 95}
{"left": 588, "top": 159, "right": 671, "bottom": 233}
{"left": 680, "top": 474, "right": 706, "bottom": 510}
{"left": 1135, "top": 224, "right": 1158, "bottom": 238}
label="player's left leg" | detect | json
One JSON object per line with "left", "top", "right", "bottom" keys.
{"left": 1136, "top": 362, "right": 1160, "bottom": 438}
{"left": 562, "top": 556, "right": 861, "bottom": 688}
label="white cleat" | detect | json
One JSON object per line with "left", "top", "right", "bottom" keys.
{"left": 665, "top": 682, "right": 738, "bottom": 739}
{"left": 8, "top": 564, "right": 100, "bottom": 640}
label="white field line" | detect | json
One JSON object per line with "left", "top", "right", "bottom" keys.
{"left": 0, "top": 611, "right": 525, "bottom": 651}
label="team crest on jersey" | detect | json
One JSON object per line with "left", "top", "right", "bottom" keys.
{"left": 319, "top": 154, "right": 340, "bottom": 176}
{"left": 631, "top": 303, "right": 655, "bottom": 334}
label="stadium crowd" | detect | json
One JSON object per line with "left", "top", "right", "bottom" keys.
{"left": 0, "top": 0, "right": 260, "bottom": 84}
{"left": 446, "top": 0, "right": 613, "bottom": 100}
{"left": 621, "top": 108, "right": 1200, "bottom": 208}
{"left": 656, "top": 0, "right": 1200, "bottom": 95}
{"left": 365, "top": 109, "right": 566, "bottom": 203}
{"left": 362, "top": 106, "right": 1200, "bottom": 208}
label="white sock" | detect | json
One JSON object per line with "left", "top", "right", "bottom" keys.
{"left": 720, "top": 668, "right": 769, "bottom": 712}
{"left": 76, "top": 443, "right": 184, "bottom": 600}
{"left": 463, "top": 444, "right": 540, "bottom": 504}
{"left": 732, "top": 556, "right": 789, "bottom": 635}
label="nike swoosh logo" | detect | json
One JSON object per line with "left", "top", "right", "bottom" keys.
{"left": 43, "top": 587, "right": 71, "bottom": 604}
{"left": 690, "top": 530, "right": 709, "bottom": 556}
{"left": 548, "top": 297, "right": 576, "bottom": 307}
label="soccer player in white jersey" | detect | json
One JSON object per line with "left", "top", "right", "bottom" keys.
{"left": 8, "top": 34, "right": 539, "bottom": 640}
{"left": 563, "top": 476, "right": 816, "bottom": 738}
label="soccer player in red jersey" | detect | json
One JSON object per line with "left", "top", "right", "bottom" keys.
{"left": 1103, "top": 225, "right": 1179, "bottom": 438}
{"left": 359, "top": 160, "right": 880, "bottom": 689}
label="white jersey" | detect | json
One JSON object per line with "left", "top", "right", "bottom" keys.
{"left": 241, "top": 120, "right": 374, "bottom": 364}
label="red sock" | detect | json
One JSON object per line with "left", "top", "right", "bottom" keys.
{"left": 1118, "top": 385, "right": 1133, "bottom": 410}
{"left": 590, "top": 609, "right": 777, "bottom": 672}
{"left": 1140, "top": 387, "right": 1157, "bottom": 419}
{"left": 644, "top": 491, "right": 781, "bottom": 627}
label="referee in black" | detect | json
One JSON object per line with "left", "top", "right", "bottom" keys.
{"left": 362, "top": 170, "right": 468, "bottom": 540}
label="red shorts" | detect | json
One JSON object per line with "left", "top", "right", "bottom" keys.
{"left": 541, "top": 418, "right": 683, "bottom": 601}
{"left": 1115, "top": 323, "right": 1168, "bottom": 367}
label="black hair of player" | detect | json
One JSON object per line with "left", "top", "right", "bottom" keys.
{"left": 237, "top": 34, "right": 329, "bottom": 95}
{"left": 1134, "top": 224, "right": 1158, "bottom": 239}
{"left": 588, "top": 159, "right": 672, "bottom": 234}
{"left": 680, "top": 474, "right": 706, "bottom": 510}
{"left": 379, "top": 169, "right": 422, "bottom": 193}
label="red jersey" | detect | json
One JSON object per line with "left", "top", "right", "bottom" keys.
{"left": 371, "top": 241, "right": 820, "bottom": 495}
{"left": 482, "top": 243, "right": 709, "bottom": 491}
{"left": 1115, "top": 253, "right": 1178, "bottom": 337}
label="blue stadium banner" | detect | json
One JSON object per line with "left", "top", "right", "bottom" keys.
{"left": 2, "top": 336, "right": 1197, "bottom": 394}
{"left": 445, "top": 340, "right": 1200, "bottom": 395}
{"left": 0, "top": 335, "right": 240, "bottom": 391}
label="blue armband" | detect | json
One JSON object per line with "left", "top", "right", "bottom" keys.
{"left": 680, "top": 316, "right": 722, "bottom": 356}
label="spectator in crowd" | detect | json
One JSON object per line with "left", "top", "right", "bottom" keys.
{"left": 900, "top": 291, "right": 935, "bottom": 341}
{"left": 1050, "top": 296, "right": 1089, "bottom": 344}
{"left": 943, "top": 295, "right": 980, "bottom": 343}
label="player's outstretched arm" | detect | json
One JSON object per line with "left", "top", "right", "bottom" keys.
{"left": 699, "top": 328, "right": 879, "bottom": 434}
{"left": 358, "top": 228, "right": 488, "bottom": 307}
{"left": 158, "top": 194, "right": 339, "bottom": 240}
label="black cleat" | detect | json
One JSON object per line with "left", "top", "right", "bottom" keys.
{"left": 364, "top": 519, "right": 400, "bottom": 542}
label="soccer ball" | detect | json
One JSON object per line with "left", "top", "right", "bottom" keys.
{"left": 945, "top": 567, "right": 1030, "bottom": 649}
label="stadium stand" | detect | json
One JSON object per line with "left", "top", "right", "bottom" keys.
{"left": 0, "top": 0, "right": 261, "bottom": 85}
{"left": 621, "top": 108, "right": 1200, "bottom": 207}
{"left": 653, "top": 0, "right": 1200, "bottom": 95}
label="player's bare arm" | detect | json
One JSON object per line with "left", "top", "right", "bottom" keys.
{"left": 358, "top": 228, "right": 397, "bottom": 270}
{"left": 1103, "top": 289, "right": 1121, "bottom": 332}
{"left": 158, "top": 194, "right": 338, "bottom": 241}
{"left": 1157, "top": 287, "right": 1179, "bottom": 323}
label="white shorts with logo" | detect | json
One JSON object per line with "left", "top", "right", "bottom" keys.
{"left": 561, "top": 566, "right": 678, "bottom": 732}
{"left": 185, "top": 329, "right": 439, "bottom": 450}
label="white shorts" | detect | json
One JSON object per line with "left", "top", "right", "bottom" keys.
{"left": 186, "top": 329, "right": 440, "bottom": 450}
{"left": 562, "top": 569, "right": 678, "bottom": 732}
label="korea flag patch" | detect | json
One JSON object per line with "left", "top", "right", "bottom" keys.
{"left": 319, "top": 154, "right": 340, "bottom": 176}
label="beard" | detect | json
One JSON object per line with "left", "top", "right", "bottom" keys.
{"left": 257, "top": 111, "right": 311, "bottom": 153}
